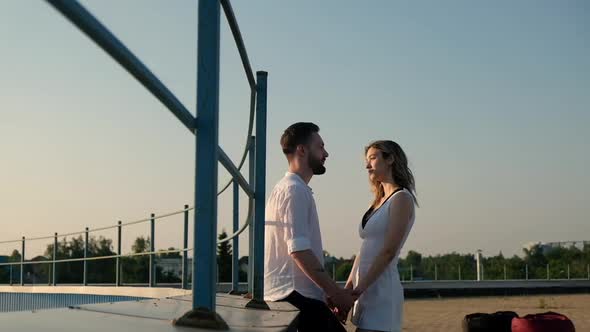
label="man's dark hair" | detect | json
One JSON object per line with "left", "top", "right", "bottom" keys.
{"left": 280, "top": 122, "right": 320, "bottom": 155}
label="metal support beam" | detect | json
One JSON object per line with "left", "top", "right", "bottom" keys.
{"left": 230, "top": 181, "right": 239, "bottom": 294}
{"left": 116, "top": 221, "right": 121, "bottom": 286}
{"left": 218, "top": 147, "right": 254, "bottom": 197}
{"left": 45, "top": 0, "right": 196, "bottom": 132}
{"left": 83, "top": 227, "right": 88, "bottom": 286}
{"left": 193, "top": 0, "right": 221, "bottom": 312}
{"left": 52, "top": 233, "right": 57, "bottom": 286}
{"left": 247, "top": 71, "right": 268, "bottom": 309}
{"left": 149, "top": 213, "right": 155, "bottom": 287}
{"left": 182, "top": 205, "right": 189, "bottom": 290}
{"left": 20, "top": 237, "right": 25, "bottom": 286}
{"left": 248, "top": 136, "right": 255, "bottom": 295}
{"left": 219, "top": 0, "right": 255, "bottom": 89}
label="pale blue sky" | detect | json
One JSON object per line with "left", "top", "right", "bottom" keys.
{"left": 1, "top": 1, "right": 588, "bottom": 260}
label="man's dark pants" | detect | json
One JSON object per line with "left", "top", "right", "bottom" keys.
{"left": 280, "top": 291, "right": 347, "bottom": 332}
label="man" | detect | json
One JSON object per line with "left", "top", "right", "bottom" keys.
{"left": 264, "top": 122, "right": 354, "bottom": 332}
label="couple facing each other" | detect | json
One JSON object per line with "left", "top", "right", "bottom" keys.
{"left": 264, "top": 122, "right": 417, "bottom": 332}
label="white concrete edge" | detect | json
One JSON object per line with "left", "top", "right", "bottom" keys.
{"left": 0, "top": 286, "right": 191, "bottom": 299}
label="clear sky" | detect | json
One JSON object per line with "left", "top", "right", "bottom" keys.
{"left": 1, "top": 1, "right": 589, "bottom": 261}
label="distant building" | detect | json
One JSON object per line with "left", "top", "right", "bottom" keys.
{"left": 158, "top": 258, "right": 183, "bottom": 277}
{"left": 157, "top": 258, "right": 195, "bottom": 280}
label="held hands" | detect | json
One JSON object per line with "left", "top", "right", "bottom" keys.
{"left": 327, "top": 284, "right": 360, "bottom": 324}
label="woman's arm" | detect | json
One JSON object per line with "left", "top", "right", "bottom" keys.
{"left": 353, "top": 193, "right": 413, "bottom": 296}
{"left": 345, "top": 253, "right": 360, "bottom": 289}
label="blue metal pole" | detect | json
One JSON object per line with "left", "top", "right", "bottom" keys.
{"left": 150, "top": 213, "right": 155, "bottom": 287}
{"left": 247, "top": 71, "right": 268, "bottom": 308}
{"left": 231, "top": 181, "right": 239, "bottom": 294}
{"left": 45, "top": 0, "right": 195, "bottom": 133}
{"left": 116, "top": 221, "right": 121, "bottom": 286}
{"left": 20, "top": 237, "right": 25, "bottom": 286}
{"left": 193, "top": 0, "right": 221, "bottom": 311}
{"left": 219, "top": 0, "right": 256, "bottom": 89}
{"left": 182, "top": 205, "right": 189, "bottom": 290}
{"left": 84, "top": 227, "right": 88, "bottom": 286}
{"left": 248, "top": 136, "right": 255, "bottom": 295}
{"left": 52, "top": 233, "right": 57, "bottom": 286}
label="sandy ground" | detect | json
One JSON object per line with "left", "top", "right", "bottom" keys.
{"left": 343, "top": 294, "right": 590, "bottom": 331}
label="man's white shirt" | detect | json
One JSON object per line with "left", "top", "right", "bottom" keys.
{"left": 264, "top": 172, "right": 325, "bottom": 302}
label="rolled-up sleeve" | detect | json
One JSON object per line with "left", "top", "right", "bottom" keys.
{"left": 282, "top": 186, "right": 311, "bottom": 254}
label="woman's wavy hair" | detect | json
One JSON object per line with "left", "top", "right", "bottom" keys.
{"left": 365, "top": 140, "right": 418, "bottom": 208}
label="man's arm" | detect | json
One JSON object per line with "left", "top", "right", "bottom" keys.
{"left": 282, "top": 186, "right": 354, "bottom": 311}
{"left": 290, "top": 250, "right": 340, "bottom": 296}
{"left": 290, "top": 250, "right": 354, "bottom": 313}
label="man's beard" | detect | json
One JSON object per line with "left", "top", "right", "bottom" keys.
{"left": 308, "top": 154, "right": 326, "bottom": 175}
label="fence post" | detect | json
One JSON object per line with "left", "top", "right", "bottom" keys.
{"left": 9, "top": 264, "right": 13, "bottom": 285}
{"left": 525, "top": 264, "right": 528, "bottom": 280}
{"left": 333, "top": 264, "right": 337, "bottom": 281}
{"left": 53, "top": 233, "right": 57, "bottom": 286}
{"left": 434, "top": 264, "right": 438, "bottom": 281}
{"left": 231, "top": 182, "right": 240, "bottom": 294}
{"left": 410, "top": 264, "right": 414, "bottom": 281}
{"left": 587, "top": 264, "right": 589, "bottom": 280}
{"left": 83, "top": 227, "right": 89, "bottom": 286}
{"left": 116, "top": 221, "right": 122, "bottom": 286}
{"left": 458, "top": 264, "right": 461, "bottom": 281}
{"left": 247, "top": 71, "right": 269, "bottom": 309}
{"left": 150, "top": 213, "right": 155, "bottom": 287}
{"left": 547, "top": 264, "right": 550, "bottom": 280}
{"left": 504, "top": 265, "right": 507, "bottom": 280}
{"left": 248, "top": 136, "right": 255, "bottom": 296}
{"left": 20, "top": 236, "right": 25, "bottom": 286}
{"left": 182, "top": 205, "right": 189, "bottom": 290}
{"left": 476, "top": 250, "right": 483, "bottom": 281}
{"left": 567, "top": 264, "right": 570, "bottom": 280}
{"left": 192, "top": 0, "right": 221, "bottom": 312}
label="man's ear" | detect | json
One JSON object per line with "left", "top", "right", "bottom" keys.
{"left": 295, "top": 144, "right": 306, "bottom": 156}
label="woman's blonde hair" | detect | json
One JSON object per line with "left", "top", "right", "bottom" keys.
{"left": 365, "top": 140, "right": 418, "bottom": 208}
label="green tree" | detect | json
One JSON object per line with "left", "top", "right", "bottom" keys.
{"left": 121, "top": 236, "right": 151, "bottom": 284}
{"left": 523, "top": 243, "right": 548, "bottom": 279}
{"left": 335, "top": 260, "right": 353, "bottom": 281}
{"left": 217, "top": 230, "right": 232, "bottom": 282}
{"left": 86, "top": 236, "right": 116, "bottom": 283}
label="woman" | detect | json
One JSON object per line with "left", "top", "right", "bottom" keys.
{"left": 345, "top": 140, "right": 418, "bottom": 332}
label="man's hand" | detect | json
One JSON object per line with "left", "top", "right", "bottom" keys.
{"left": 327, "top": 290, "right": 353, "bottom": 324}
{"left": 327, "top": 288, "right": 355, "bottom": 315}
{"left": 352, "top": 286, "right": 364, "bottom": 299}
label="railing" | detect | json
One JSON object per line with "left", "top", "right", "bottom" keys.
{"left": 0, "top": 202, "right": 253, "bottom": 288}
{"left": 0, "top": 0, "right": 267, "bottom": 320}
{"left": 0, "top": 207, "right": 192, "bottom": 287}
{"left": 396, "top": 263, "right": 590, "bottom": 282}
